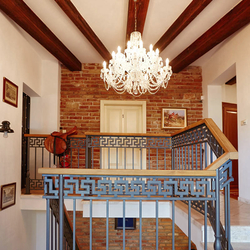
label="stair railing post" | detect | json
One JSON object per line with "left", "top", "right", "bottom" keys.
{"left": 85, "top": 135, "right": 89, "bottom": 169}
{"left": 46, "top": 199, "right": 50, "bottom": 250}
{"left": 59, "top": 174, "right": 64, "bottom": 250}
{"left": 214, "top": 169, "right": 222, "bottom": 250}
{"left": 25, "top": 137, "right": 31, "bottom": 194}
{"left": 25, "top": 170, "right": 31, "bottom": 194}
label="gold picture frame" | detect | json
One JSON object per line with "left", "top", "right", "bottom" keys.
{"left": 162, "top": 108, "right": 187, "bottom": 129}
{"left": 3, "top": 77, "right": 18, "bottom": 108}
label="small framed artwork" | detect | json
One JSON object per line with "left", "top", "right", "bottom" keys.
{"left": 0, "top": 182, "right": 16, "bottom": 210}
{"left": 162, "top": 108, "right": 187, "bottom": 129}
{"left": 115, "top": 218, "right": 136, "bottom": 230}
{"left": 3, "top": 77, "right": 18, "bottom": 108}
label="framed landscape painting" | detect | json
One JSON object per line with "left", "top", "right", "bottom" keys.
{"left": 3, "top": 77, "right": 18, "bottom": 108}
{"left": 0, "top": 183, "right": 16, "bottom": 210}
{"left": 162, "top": 108, "right": 187, "bottom": 129}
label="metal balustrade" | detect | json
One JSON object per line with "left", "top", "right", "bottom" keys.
{"left": 28, "top": 118, "right": 237, "bottom": 249}
{"left": 85, "top": 133, "right": 172, "bottom": 171}
{"left": 171, "top": 122, "right": 224, "bottom": 171}
{"left": 23, "top": 135, "right": 86, "bottom": 193}
{"left": 24, "top": 135, "right": 51, "bottom": 193}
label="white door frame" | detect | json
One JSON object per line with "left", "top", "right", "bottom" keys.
{"left": 100, "top": 100, "right": 147, "bottom": 133}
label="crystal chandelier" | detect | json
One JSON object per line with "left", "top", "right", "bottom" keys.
{"left": 100, "top": 0, "right": 172, "bottom": 97}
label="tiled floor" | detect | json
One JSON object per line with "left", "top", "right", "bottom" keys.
{"left": 227, "top": 197, "right": 250, "bottom": 249}
{"left": 176, "top": 194, "right": 250, "bottom": 249}
{"left": 208, "top": 195, "right": 250, "bottom": 250}
{"left": 229, "top": 196, "right": 250, "bottom": 226}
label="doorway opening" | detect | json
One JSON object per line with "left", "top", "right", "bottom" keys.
{"left": 21, "top": 93, "right": 30, "bottom": 189}
{"left": 100, "top": 100, "right": 146, "bottom": 133}
{"left": 222, "top": 102, "right": 238, "bottom": 198}
{"left": 100, "top": 100, "right": 146, "bottom": 170}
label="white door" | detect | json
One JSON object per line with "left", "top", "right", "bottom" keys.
{"left": 100, "top": 100, "right": 146, "bottom": 170}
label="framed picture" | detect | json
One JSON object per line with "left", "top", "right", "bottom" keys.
{"left": 0, "top": 183, "right": 16, "bottom": 210}
{"left": 3, "top": 77, "right": 18, "bottom": 108}
{"left": 115, "top": 218, "right": 136, "bottom": 230}
{"left": 162, "top": 108, "right": 187, "bottom": 129}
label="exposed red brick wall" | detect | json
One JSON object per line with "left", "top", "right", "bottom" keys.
{"left": 68, "top": 213, "right": 196, "bottom": 250}
{"left": 61, "top": 65, "right": 201, "bottom": 248}
{"left": 60, "top": 64, "right": 202, "bottom": 134}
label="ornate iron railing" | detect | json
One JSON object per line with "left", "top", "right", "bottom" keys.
{"left": 24, "top": 135, "right": 50, "bottom": 193}
{"left": 23, "top": 135, "right": 86, "bottom": 193}
{"left": 28, "top": 119, "right": 237, "bottom": 249}
{"left": 39, "top": 161, "right": 233, "bottom": 250}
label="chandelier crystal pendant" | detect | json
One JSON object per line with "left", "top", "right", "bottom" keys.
{"left": 100, "top": 0, "right": 172, "bottom": 97}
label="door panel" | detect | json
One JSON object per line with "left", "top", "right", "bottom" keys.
{"left": 106, "top": 107, "right": 123, "bottom": 133}
{"left": 124, "top": 108, "right": 141, "bottom": 133}
{"left": 222, "top": 102, "right": 238, "bottom": 189}
{"left": 101, "top": 102, "right": 146, "bottom": 170}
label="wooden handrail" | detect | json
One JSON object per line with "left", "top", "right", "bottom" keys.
{"left": 85, "top": 132, "right": 171, "bottom": 137}
{"left": 38, "top": 168, "right": 216, "bottom": 177}
{"left": 205, "top": 152, "right": 237, "bottom": 171}
{"left": 24, "top": 134, "right": 86, "bottom": 138}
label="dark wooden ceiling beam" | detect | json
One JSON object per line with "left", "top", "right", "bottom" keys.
{"left": 0, "top": 0, "right": 81, "bottom": 71}
{"left": 126, "top": 0, "right": 150, "bottom": 43}
{"left": 154, "top": 0, "right": 213, "bottom": 52}
{"left": 55, "top": 0, "right": 111, "bottom": 63}
{"left": 170, "top": 0, "right": 250, "bottom": 73}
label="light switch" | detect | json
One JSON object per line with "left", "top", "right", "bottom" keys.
{"left": 241, "top": 119, "right": 247, "bottom": 126}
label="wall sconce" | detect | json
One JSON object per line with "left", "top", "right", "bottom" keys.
{"left": 0, "top": 121, "right": 14, "bottom": 138}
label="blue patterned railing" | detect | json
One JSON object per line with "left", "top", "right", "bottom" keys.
{"left": 28, "top": 118, "right": 237, "bottom": 249}
{"left": 39, "top": 158, "right": 233, "bottom": 250}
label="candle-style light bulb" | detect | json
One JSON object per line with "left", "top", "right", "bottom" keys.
{"left": 166, "top": 58, "right": 169, "bottom": 66}
{"left": 3, "top": 131, "right": 8, "bottom": 138}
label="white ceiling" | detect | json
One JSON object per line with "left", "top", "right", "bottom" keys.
{"left": 21, "top": 0, "right": 241, "bottom": 67}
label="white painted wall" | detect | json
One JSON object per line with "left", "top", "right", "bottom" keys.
{"left": 207, "top": 85, "right": 223, "bottom": 129}
{"left": 202, "top": 23, "right": 250, "bottom": 203}
{"left": 30, "top": 60, "right": 61, "bottom": 133}
{"left": 22, "top": 210, "right": 46, "bottom": 250}
{"left": 222, "top": 84, "right": 237, "bottom": 104}
{"left": 205, "top": 83, "right": 237, "bottom": 131}
{"left": 0, "top": 13, "right": 60, "bottom": 249}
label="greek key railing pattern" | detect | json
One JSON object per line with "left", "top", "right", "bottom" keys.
{"left": 29, "top": 137, "right": 46, "bottom": 147}
{"left": 87, "top": 135, "right": 171, "bottom": 149}
{"left": 26, "top": 136, "right": 53, "bottom": 192}
{"left": 218, "top": 160, "right": 233, "bottom": 189}
{"left": 43, "top": 175, "right": 216, "bottom": 200}
{"left": 69, "top": 137, "right": 86, "bottom": 149}
{"left": 30, "top": 179, "right": 44, "bottom": 190}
